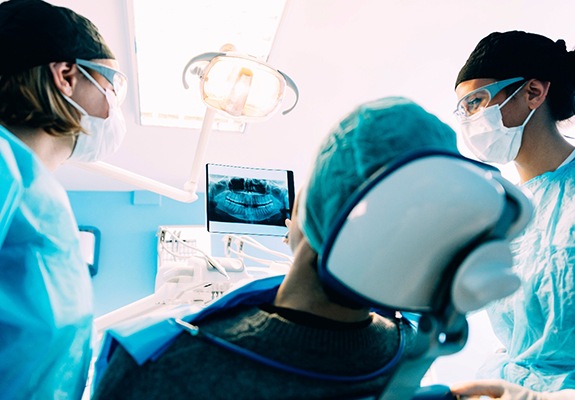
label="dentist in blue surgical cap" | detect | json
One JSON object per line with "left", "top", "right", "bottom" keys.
{"left": 453, "top": 31, "right": 575, "bottom": 393}
{"left": 0, "top": 0, "right": 127, "bottom": 398}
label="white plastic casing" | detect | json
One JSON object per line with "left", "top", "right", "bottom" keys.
{"left": 323, "top": 157, "right": 508, "bottom": 311}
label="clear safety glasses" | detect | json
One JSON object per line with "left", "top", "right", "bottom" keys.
{"left": 454, "top": 77, "right": 525, "bottom": 119}
{"left": 182, "top": 52, "right": 299, "bottom": 121}
{"left": 76, "top": 59, "right": 128, "bottom": 105}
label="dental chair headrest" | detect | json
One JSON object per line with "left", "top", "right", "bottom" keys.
{"left": 318, "top": 150, "right": 533, "bottom": 314}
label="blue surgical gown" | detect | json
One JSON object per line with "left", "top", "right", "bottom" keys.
{"left": 0, "top": 126, "right": 93, "bottom": 399}
{"left": 479, "top": 160, "right": 575, "bottom": 391}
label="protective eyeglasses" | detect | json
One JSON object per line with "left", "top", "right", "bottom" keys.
{"left": 182, "top": 52, "right": 299, "bottom": 121}
{"left": 454, "top": 77, "right": 525, "bottom": 119}
{"left": 76, "top": 59, "right": 128, "bottom": 105}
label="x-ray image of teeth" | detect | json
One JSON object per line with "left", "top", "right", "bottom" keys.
{"left": 208, "top": 175, "right": 290, "bottom": 226}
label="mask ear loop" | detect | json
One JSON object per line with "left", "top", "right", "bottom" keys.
{"left": 499, "top": 81, "right": 538, "bottom": 129}
{"left": 62, "top": 94, "right": 89, "bottom": 116}
{"left": 500, "top": 81, "right": 528, "bottom": 109}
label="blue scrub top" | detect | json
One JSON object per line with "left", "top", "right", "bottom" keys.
{"left": 481, "top": 160, "right": 575, "bottom": 391}
{"left": 0, "top": 126, "right": 93, "bottom": 399}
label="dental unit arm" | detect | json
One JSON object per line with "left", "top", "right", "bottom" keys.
{"left": 316, "top": 150, "right": 533, "bottom": 400}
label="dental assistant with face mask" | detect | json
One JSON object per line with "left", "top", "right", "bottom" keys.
{"left": 453, "top": 31, "right": 575, "bottom": 392}
{"left": 0, "top": 0, "right": 127, "bottom": 398}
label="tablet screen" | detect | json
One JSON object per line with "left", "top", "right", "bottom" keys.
{"left": 206, "top": 163, "right": 295, "bottom": 236}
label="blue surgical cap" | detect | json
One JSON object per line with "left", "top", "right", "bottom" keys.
{"left": 300, "top": 96, "right": 459, "bottom": 253}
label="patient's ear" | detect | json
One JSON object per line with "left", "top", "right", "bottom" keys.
{"left": 286, "top": 192, "right": 305, "bottom": 253}
{"left": 287, "top": 217, "right": 305, "bottom": 254}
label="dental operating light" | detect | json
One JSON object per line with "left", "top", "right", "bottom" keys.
{"left": 182, "top": 51, "right": 299, "bottom": 121}
{"left": 74, "top": 48, "right": 298, "bottom": 203}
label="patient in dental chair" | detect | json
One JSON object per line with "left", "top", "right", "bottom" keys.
{"left": 92, "top": 97, "right": 459, "bottom": 400}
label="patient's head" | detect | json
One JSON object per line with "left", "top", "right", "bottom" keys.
{"left": 299, "top": 96, "right": 458, "bottom": 253}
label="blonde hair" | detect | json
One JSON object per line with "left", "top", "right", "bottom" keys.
{"left": 0, "top": 64, "right": 83, "bottom": 137}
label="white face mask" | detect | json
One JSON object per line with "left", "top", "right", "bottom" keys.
{"left": 63, "top": 71, "right": 127, "bottom": 163}
{"left": 459, "top": 84, "right": 536, "bottom": 164}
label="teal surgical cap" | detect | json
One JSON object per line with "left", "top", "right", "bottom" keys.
{"left": 300, "top": 96, "right": 459, "bottom": 253}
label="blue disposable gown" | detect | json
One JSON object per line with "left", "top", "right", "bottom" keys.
{"left": 0, "top": 126, "right": 93, "bottom": 399}
{"left": 479, "top": 160, "right": 575, "bottom": 391}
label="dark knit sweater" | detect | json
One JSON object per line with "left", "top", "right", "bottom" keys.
{"left": 92, "top": 304, "right": 405, "bottom": 400}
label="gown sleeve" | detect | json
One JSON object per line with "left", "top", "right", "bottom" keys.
{"left": 0, "top": 136, "right": 24, "bottom": 248}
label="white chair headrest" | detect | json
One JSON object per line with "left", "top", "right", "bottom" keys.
{"left": 318, "top": 150, "right": 532, "bottom": 313}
